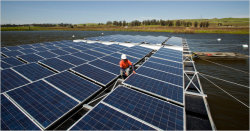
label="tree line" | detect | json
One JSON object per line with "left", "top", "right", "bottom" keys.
{"left": 106, "top": 19, "right": 209, "bottom": 27}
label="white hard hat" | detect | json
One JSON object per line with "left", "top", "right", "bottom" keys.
{"left": 121, "top": 54, "right": 127, "bottom": 59}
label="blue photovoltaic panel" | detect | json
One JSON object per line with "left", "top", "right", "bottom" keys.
{"left": 1, "top": 61, "right": 12, "bottom": 69}
{"left": 119, "top": 50, "right": 145, "bottom": 59}
{"left": 5, "top": 46, "right": 23, "bottom": 51}
{"left": 61, "top": 47, "right": 79, "bottom": 53}
{"left": 13, "top": 63, "right": 54, "bottom": 81}
{"left": 1, "top": 69, "right": 29, "bottom": 93}
{"left": 54, "top": 44, "right": 69, "bottom": 48}
{"left": 108, "top": 44, "right": 128, "bottom": 50}
{"left": 71, "top": 45, "right": 89, "bottom": 51}
{"left": 33, "top": 47, "right": 49, "bottom": 52}
{"left": 18, "top": 54, "right": 44, "bottom": 62}
{"left": 152, "top": 53, "right": 182, "bottom": 63}
{"left": 43, "top": 45, "right": 58, "bottom": 50}
{"left": 18, "top": 44, "right": 34, "bottom": 49}
{"left": 1, "top": 47, "right": 10, "bottom": 52}
{"left": 132, "top": 46, "right": 152, "bottom": 52}
{"left": 1, "top": 95, "right": 40, "bottom": 130}
{"left": 136, "top": 66, "right": 183, "bottom": 87}
{"left": 148, "top": 57, "right": 183, "bottom": 69}
{"left": 35, "top": 51, "right": 58, "bottom": 58}
{"left": 50, "top": 49, "right": 69, "bottom": 55}
{"left": 104, "top": 86, "right": 184, "bottom": 130}
{"left": 124, "top": 48, "right": 149, "bottom": 56}
{"left": 123, "top": 74, "right": 183, "bottom": 103}
{"left": 2, "top": 50, "right": 24, "bottom": 57}
{"left": 72, "top": 52, "right": 97, "bottom": 61}
{"left": 109, "top": 53, "right": 140, "bottom": 64}
{"left": 71, "top": 64, "right": 117, "bottom": 86}
{"left": 1, "top": 57, "right": 24, "bottom": 66}
{"left": 83, "top": 50, "right": 105, "bottom": 57}
{"left": 70, "top": 103, "right": 154, "bottom": 130}
{"left": 92, "top": 47, "right": 114, "bottom": 54}
{"left": 45, "top": 71, "right": 101, "bottom": 101}
{"left": 89, "top": 59, "right": 120, "bottom": 75}
{"left": 156, "top": 50, "right": 183, "bottom": 57}
{"left": 7, "top": 80, "right": 78, "bottom": 128}
{"left": 101, "top": 56, "right": 120, "bottom": 65}
{"left": 39, "top": 58, "right": 74, "bottom": 72}
{"left": 143, "top": 61, "right": 183, "bottom": 76}
{"left": 19, "top": 48, "right": 38, "bottom": 54}
{"left": 31, "top": 43, "right": 44, "bottom": 48}
{"left": 103, "top": 46, "right": 121, "bottom": 52}
{"left": 58, "top": 55, "right": 87, "bottom": 66}
{"left": 166, "top": 37, "right": 182, "bottom": 46}
{"left": 157, "top": 48, "right": 182, "bottom": 55}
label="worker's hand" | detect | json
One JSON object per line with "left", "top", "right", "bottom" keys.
{"left": 133, "top": 71, "right": 136, "bottom": 74}
{"left": 125, "top": 73, "right": 128, "bottom": 76}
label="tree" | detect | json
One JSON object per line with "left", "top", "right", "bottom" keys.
{"left": 194, "top": 21, "right": 198, "bottom": 27}
{"left": 106, "top": 21, "right": 112, "bottom": 25}
{"left": 176, "top": 20, "right": 181, "bottom": 26}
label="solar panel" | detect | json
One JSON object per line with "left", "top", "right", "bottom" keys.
{"left": 123, "top": 74, "right": 183, "bottom": 104}
{"left": 58, "top": 55, "right": 87, "bottom": 66}
{"left": 1, "top": 57, "right": 24, "bottom": 66}
{"left": 152, "top": 53, "right": 182, "bottom": 63}
{"left": 19, "top": 48, "right": 38, "bottom": 54}
{"left": 70, "top": 103, "right": 154, "bottom": 130}
{"left": 156, "top": 50, "right": 183, "bottom": 57}
{"left": 132, "top": 45, "right": 153, "bottom": 52}
{"left": 43, "top": 45, "right": 58, "bottom": 50}
{"left": 54, "top": 44, "right": 69, "bottom": 48}
{"left": 103, "top": 86, "right": 184, "bottom": 130}
{"left": 49, "top": 49, "right": 70, "bottom": 56}
{"left": 31, "top": 43, "right": 44, "bottom": 48}
{"left": 103, "top": 46, "right": 121, "bottom": 52}
{"left": 1, "top": 47, "right": 10, "bottom": 52}
{"left": 71, "top": 45, "right": 89, "bottom": 51}
{"left": 166, "top": 37, "right": 182, "bottom": 46}
{"left": 89, "top": 59, "right": 120, "bottom": 75}
{"left": 1, "top": 61, "right": 12, "bottom": 69}
{"left": 18, "top": 54, "right": 44, "bottom": 63}
{"left": 108, "top": 44, "right": 128, "bottom": 50}
{"left": 18, "top": 44, "right": 34, "bottom": 49}
{"left": 136, "top": 66, "right": 183, "bottom": 87}
{"left": 92, "top": 47, "right": 114, "bottom": 54}
{"left": 1, "top": 69, "right": 30, "bottom": 93}
{"left": 72, "top": 52, "right": 97, "bottom": 61}
{"left": 101, "top": 56, "right": 120, "bottom": 65}
{"left": 6, "top": 80, "right": 79, "bottom": 128}
{"left": 33, "top": 47, "right": 49, "bottom": 52}
{"left": 1, "top": 95, "right": 40, "bottom": 130}
{"left": 83, "top": 50, "right": 105, "bottom": 57}
{"left": 5, "top": 46, "right": 23, "bottom": 51}
{"left": 45, "top": 71, "right": 102, "bottom": 102}
{"left": 2, "top": 50, "right": 24, "bottom": 57}
{"left": 123, "top": 48, "right": 150, "bottom": 56}
{"left": 39, "top": 58, "right": 74, "bottom": 72}
{"left": 143, "top": 61, "right": 183, "bottom": 76}
{"left": 157, "top": 48, "right": 182, "bottom": 55}
{"left": 148, "top": 57, "right": 183, "bottom": 69}
{"left": 35, "top": 51, "right": 58, "bottom": 58}
{"left": 13, "top": 63, "right": 54, "bottom": 81}
{"left": 119, "top": 50, "right": 145, "bottom": 59}
{"left": 71, "top": 64, "right": 117, "bottom": 86}
{"left": 61, "top": 47, "right": 79, "bottom": 53}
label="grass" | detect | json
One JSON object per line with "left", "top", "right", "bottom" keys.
{"left": 1, "top": 18, "right": 249, "bottom": 34}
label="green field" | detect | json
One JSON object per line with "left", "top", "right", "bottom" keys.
{"left": 1, "top": 18, "right": 249, "bottom": 34}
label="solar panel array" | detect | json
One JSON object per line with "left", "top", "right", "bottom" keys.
{"left": 1, "top": 39, "right": 154, "bottom": 129}
{"left": 69, "top": 37, "right": 185, "bottom": 130}
{"left": 88, "top": 34, "right": 168, "bottom": 44}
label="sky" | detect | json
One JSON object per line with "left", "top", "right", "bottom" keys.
{"left": 1, "top": 1, "right": 249, "bottom": 24}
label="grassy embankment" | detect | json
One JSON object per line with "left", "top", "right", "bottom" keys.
{"left": 1, "top": 18, "right": 249, "bottom": 34}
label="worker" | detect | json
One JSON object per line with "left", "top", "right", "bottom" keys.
{"left": 120, "top": 54, "right": 136, "bottom": 79}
